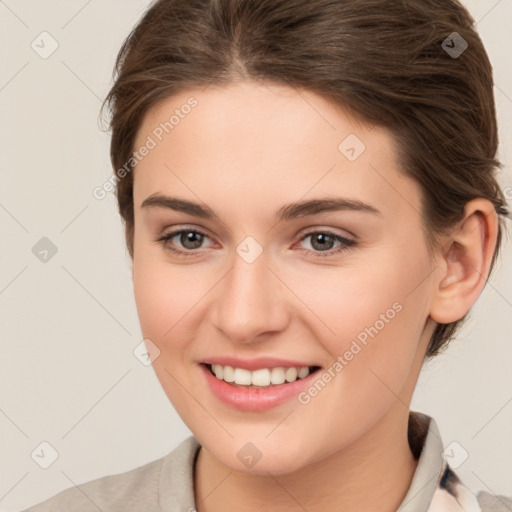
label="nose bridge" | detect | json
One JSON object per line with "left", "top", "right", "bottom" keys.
{"left": 212, "top": 245, "right": 288, "bottom": 343}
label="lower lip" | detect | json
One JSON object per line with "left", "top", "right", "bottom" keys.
{"left": 200, "top": 364, "right": 320, "bottom": 412}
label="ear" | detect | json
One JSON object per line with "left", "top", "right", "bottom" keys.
{"left": 429, "top": 198, "right": 499, "bottom": 324}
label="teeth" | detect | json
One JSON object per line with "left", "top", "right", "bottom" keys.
{"left": 270, "top": 367, "right": 286, "bottom": 385}
{"left": 252, "top": 368, "right": 271, "bottom": 386}
{"left": 210, "top": 364, "right": 312, "bottom": 387}
{"left": 285, "top": 367, "right": 297, "bottom": 382}
{"left": 297, "top": 367, "right": 310, "bottom": 379}
{"left": 234, "top": 368, "right": 252, "bottom": 385}
{"left": 222, "top": 365, "right": 234, "bottom": 382}
{"left": 212, "top": 364, "right": 223, "bottom": 380}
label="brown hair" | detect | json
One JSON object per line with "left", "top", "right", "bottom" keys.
{"left": 101, "top": 0, "right": 509, "bottom": 358}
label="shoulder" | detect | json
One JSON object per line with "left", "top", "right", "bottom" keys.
{"left": 22, "top": 457, "right": 164, "bottom": 512}
{"left": 476, "top": 490, "right": 512, "bottom": 512}
{"left": 22, "top": 436, "right": 200, "bottom": 512}
{"left": 429, "top": 464, "right": 512, "bottom": 512}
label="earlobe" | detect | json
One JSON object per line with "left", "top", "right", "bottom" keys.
{"left": 429, "top": 199, "right": 498, "bottom": 324}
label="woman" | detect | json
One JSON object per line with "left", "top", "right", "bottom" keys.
{"left": 25, "top": 0, "right": 510, "bottom": 510}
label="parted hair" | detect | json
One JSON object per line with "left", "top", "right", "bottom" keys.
{"left": 101, "top": 0, "right": 509, "bottom": 357}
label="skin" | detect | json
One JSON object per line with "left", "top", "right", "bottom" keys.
{"left": 130, "top": 80, "right": 498, "bottom": 512}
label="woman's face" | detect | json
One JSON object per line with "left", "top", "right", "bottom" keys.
{"left": 131, "top": 81, "right": 437, "bottom": 474}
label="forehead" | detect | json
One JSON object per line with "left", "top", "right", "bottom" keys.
{"left": 132, "top": 81, "right": 421, "bottom": 222}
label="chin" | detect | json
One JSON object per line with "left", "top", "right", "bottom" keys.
{"left": 200, "top": 432, "right": 318, "bottom": 476}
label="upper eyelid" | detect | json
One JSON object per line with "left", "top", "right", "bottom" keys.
{"left": 159, "top": 225, "right": 353, "bottom": 238}
{"left": 158, "top": 227, "right": 212, "bottom": 243}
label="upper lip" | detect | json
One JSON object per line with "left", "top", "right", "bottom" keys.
{"left": 201, "top": 356, "right": 321, "bottom": 371}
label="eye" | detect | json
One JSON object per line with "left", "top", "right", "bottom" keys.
{"left": 156, "top": 228, "right": 212, "bottom": 257}
{"left": 298, "top": 230, "right": 355, "bottom": 257}
{"left": 156, "top": 227, "right": 356, "bottom": 259}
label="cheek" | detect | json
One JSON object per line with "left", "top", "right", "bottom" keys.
{"left": 294, "top": 254, "right": 423, "bottom": 347}
{"left": 132, "top": 249, "right": 196, "bottom": 349}
{"left": 301, "top": 246, "right": 430, "bottom": 398}
{"left": 132, "top": 247, "right": 221, "bottom": 368}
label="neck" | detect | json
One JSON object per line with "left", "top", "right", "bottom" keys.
{"left": 194, "top": 404, "right": 418, "bottom": 512}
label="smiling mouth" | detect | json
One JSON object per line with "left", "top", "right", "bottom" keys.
{"left": 203, "top": 363, "right": 321, "bottom": 388}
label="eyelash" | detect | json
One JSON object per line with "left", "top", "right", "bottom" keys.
{"left": 155, "top": 228, "right": 356, "bottom": 258}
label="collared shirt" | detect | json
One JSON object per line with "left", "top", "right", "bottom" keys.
{"left": 23, "top": 411, "right": 511, "bottom": 511}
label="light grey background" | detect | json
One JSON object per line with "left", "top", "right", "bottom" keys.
{"left": 0, "top": 1, "right": 511, "bottom": 510}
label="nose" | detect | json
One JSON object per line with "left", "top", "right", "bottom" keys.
{"left": 211, "top": 250, "right": 290, "bottom": 344}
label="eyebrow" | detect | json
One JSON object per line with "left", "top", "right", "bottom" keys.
{"left": 140, "top": 194, "right": 381, "bottom": 222}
